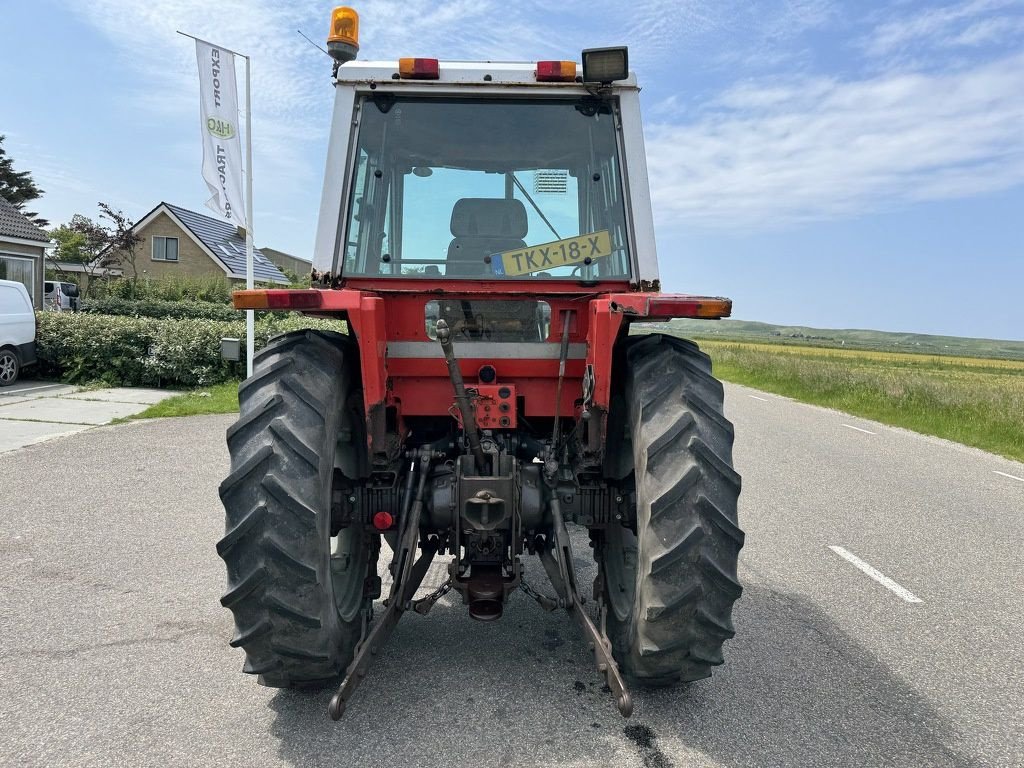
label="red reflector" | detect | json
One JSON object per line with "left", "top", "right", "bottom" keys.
{"left": 372, "top": 511, "right": 394, "bottom": 531}
{"left": 536, "top": 60, "right": 577, "bottom": 82}
{"left": 233, "top": 289, "right": 322, "bottom": 311}
{"left": 398, "top": 57, "right": 439, "bottom": 79}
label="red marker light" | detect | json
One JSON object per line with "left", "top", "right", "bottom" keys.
{"left": 536, "top": 61, "right": 576, "bottom": 82}
{"left": 372, "top": 511, "right": 395, "bottom": 531}
{"left": 398, "top": 58, "right": 440, "bottom": 79}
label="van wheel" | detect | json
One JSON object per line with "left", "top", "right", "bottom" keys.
{"left": 0, "top": 349, "right": 19, "bottom": 386}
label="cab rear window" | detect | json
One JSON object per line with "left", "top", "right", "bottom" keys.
{"left": 342, "top": 97, "right": 631, "bottom": 281}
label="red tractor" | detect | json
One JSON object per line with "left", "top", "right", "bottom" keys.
{"left": 219, "top": 7, "right": 743, "bottom": 720}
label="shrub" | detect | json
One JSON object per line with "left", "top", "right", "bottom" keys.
{"left": 35, "top": 312, "right": 344, "bottom": 388}
{"left": 100, "top": 275, "right": 236, "bottom": 303}
{"left": 80, "top": 297, "right": 239, "bottom": 321}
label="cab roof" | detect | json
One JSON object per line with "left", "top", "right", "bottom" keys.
{"left": 332, "top": 60, "right": 638, "bottom": 88}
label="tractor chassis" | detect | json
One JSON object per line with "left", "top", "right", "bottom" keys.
{"left": 328, "top": 317, "right": 633, "bottom": 719}
{"left": 327, "top": 447, "right": 633, "bottom": 720}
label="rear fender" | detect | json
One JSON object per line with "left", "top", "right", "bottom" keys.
{"left": 231, "top": 287, "right": 730, "bottom": 463}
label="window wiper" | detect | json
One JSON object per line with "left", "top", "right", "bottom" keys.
{"left": 510, "top": 173, "right": 561, "bottom": 240}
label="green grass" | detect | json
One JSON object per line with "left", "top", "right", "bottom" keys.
{"left": 672, "top": 338, "right": 1024, "bottom": 463}
{"left": 130, "top": 381, "right": 240, "bottom": 419}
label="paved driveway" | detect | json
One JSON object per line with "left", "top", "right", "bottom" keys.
{"left": 0, "top": 380, "right": 175, "bottom": 452}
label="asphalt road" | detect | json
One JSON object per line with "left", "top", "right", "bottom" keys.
{"left": 1, "top": 382, "right": 1022, "bottom": 767}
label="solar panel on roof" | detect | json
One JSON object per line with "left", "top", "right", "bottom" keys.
{"left": 163, "top": 202, "right": 288, "bottom": 283}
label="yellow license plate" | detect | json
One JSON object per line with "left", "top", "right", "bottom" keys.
{"left": 492, "top": 230, "right": 612, "bottom": 277}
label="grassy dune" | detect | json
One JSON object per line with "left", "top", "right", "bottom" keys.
{"left": 685, "top": 339, "right": 1024, "bottom": 462}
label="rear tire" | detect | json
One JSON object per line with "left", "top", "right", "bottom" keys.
{"left": 600, "top": 333, "right": 744, "bottom": 685}
{"left": 218, "top": 330, "right": 375, "bottom": 687}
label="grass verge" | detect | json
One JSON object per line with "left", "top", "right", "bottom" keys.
{"left": 130, "top": 381, "right": 240, "bottom": 419}
{"left": 675, "top": 337, "right": 1024, "bottom": 463}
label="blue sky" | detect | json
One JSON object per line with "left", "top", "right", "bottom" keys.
{"left": 3, "top": 0, "right": 1023, "bottom": 339}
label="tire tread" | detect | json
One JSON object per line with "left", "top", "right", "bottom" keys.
{"left": 218, "top": 330, "right": 369, "bottom": 688}
{"left": 602, "top": 333, "right": 744, "bottom": 685}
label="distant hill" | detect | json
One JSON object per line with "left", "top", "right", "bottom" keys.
{"left": 653, "top": 319, "right": 1024, "bottom": 361}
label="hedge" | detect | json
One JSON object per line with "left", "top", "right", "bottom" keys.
{"left": 101, "top": 275, "right": 235, "bottom": 303}
{"left": 80, "top": 297, "right": 240, "bottom": 321}
{"left": 35, "top": 312, "right": 344, "bottom": 388}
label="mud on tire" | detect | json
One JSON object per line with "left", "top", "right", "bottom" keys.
{"left": 217, "top": 330, "right": 376, "bottom": 687}
{"left": 600, "top": 333, "right": 744, "bottom": 685}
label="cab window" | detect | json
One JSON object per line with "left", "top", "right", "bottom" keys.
{"left": 342, "top": 97, "right": 630, "bottom": 281}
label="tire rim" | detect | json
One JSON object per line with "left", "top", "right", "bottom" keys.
{"left": 0, "top": 353, "right": 16, "bottom": 384}
{"left": 330, "top": 526, "right": 372, "bottom": 623}
{"left": 602, "top": 522, "right": 638, "bottom": 622}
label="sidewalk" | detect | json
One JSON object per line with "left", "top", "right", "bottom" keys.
{"left": 0, "top": 380, "right": 175, "bottom": 452}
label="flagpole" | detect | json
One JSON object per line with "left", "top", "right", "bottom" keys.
{"left": 178, "top": 29, "right": 255, "bottom": 377}
{"left": 244, "top": 53, "right": 254, "bottom": 378}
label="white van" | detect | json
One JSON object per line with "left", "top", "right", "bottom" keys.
{"left": 43, "top": 280, "right": 80, "bottom": 311}
{"left": 0, "top": 279, "right": 36, "bottom": 386}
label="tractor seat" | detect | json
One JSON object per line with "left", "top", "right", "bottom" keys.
{"left": 447, "top": 198, "right": 528, "bottom": 277}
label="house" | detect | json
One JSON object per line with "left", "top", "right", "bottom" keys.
{"left": 259, "top": 247, "right": 312, "bottom": 278}
{"left": 0, "top": 197, "right": 49, "bottom": 308}
{"left": 116, "top": 202, "right": 290, "bottom": 285}
{"left": 44, "top": 258, "right": 123, "bottom": 281}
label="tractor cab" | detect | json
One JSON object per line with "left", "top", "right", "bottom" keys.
{"left": 310, "top": 55, "right": 655, "bottom": 291}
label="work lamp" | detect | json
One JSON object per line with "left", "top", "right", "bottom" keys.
{"left": 581, "top": 46, "right": 628, "bottom": 84}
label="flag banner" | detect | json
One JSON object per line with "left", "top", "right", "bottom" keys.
{"left": 195, "top": 40, "right": 247, "bottom": 228}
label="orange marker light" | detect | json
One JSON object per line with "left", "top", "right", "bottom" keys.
{"left": 233, "top": 289, "right": 323, "bottom": 311}
{"left": 536, "top": 61, "right": 577, "bottom": 82}
{"left": 647, "top": 296, "right": 732, "bottom": 319}
{"left": 398, "top": 57, "right": 440, "bottom": 79}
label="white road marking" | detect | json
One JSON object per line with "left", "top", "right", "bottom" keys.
{"left": 841, "top": 424, "right": 875, "bottom": 435}
{"left": 748, "top": 394, "right": 769, "bottom": 402}
{"left": 828, "top": 546, "right": 922, "bottom": 603}
{"left": 993, "top": 470, "right": 1024, "bottom": 483}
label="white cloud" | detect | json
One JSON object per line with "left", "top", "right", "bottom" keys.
{"left": 62, "top": 0, "right": 561, "bottom": 184}
{"left": 949, "top": 14, "right": 1024, "bottom": 44}
{"left": 621, "top": 0, "right": 836, "bottom": 67}
{"left": 645, "top": 53, "right": 1024, "bottom": 228}
{"left": 864, "top": 0, "right": 1024, "bottom": 56}
{"left": 56, "top": 0, "right": 1024, "bottom": 239}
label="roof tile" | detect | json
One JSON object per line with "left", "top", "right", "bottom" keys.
{"left": 0, "top": 198, "right": 50, "bottom": 243}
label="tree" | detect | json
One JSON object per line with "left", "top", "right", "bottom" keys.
{"left": 96, "top": 203, "right": 142, "bottom": 285}
{"left": 67, "top": 214, "right": 116, "bottom": 296}
{"left": 52, "top": 204, "right": 141, "bottom": 296}
{"left": 49, "top": 219, "right": 92, "bottom": 263}
{"left": 0, "top": 135, "right": 48, "bottom": 227}
{"left": 62, "top": 205, "right": 136, "bottom": 295}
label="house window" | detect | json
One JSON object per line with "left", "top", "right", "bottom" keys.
{"left": 0, "top": 254, "right": 35, "bottom": 304}
{"left": 152, "top": 236, "right": 179, "bottom": 262}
